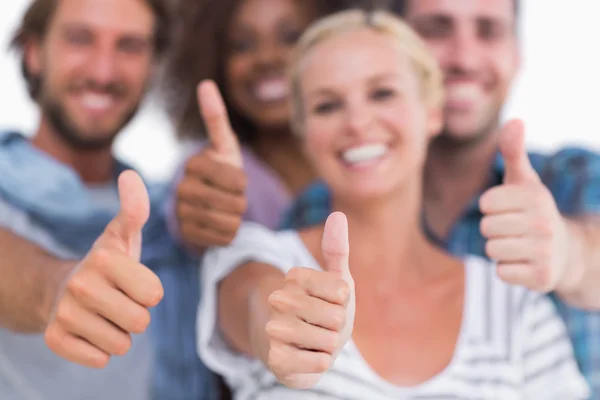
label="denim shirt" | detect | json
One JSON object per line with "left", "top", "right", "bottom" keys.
{"left": 0, "top": 131, "right": 217, "bottom": 400}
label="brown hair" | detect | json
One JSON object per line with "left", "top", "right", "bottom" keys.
{"left": 161, "top": 0, "right": 351, "bottom": 143}
{"left": 392, "top": 0, "right": 520, "bottom": 22}
{"left": 10, "top": 0, "right": 173, "bottom": 100}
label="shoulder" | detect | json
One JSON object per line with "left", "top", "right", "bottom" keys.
{"left": 529, "top": 146, "right": 600, "bottom": 177}
{"left": 0, "top": 196, "right": 75, "bottom": 258}
{"left": 528, "top": 147, "right": 600, "bottom": 214}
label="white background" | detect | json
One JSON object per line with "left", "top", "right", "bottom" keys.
{"left": 1, "top": 0, "right": 599, "bottom": 182}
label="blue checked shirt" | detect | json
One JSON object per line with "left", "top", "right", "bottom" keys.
{"left": 281, "top": 147, "right": 600, "bottom": 397}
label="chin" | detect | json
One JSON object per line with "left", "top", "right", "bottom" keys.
{"left": 252, "top": 109, "right": 290, "bottom": 131}
{"left": 335, "top": 182, "right": 397, "bottom": 204}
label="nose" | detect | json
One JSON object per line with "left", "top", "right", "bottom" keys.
{"left": 87, "top": 47, "right": 119, "bottom": 85}
{"left": 255, "top": 42, "right": 285, "bottom": 71}
{"left": 445, "top": 28, "right": 483, "bottom": 73}
{"left": 345, "top": 101, "right": 374, "bottom": 136}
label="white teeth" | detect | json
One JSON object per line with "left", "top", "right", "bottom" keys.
{"left": 343, "top": 143, "right": 388, "bottom": 165}
{"left": 81, "top": 93, "right": 113, "bottom": 110}
{"left": 446, "top": 83, "right": 481, "bottom": 101}
{"left": 255, "top": 78, "right": 288, "bottom": 102}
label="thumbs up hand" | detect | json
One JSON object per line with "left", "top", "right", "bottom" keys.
{"left": 45, "top": 171, "right": 164, "bottom": 368}
{"left": 480, "top": 120, "right": 570, "bottom": 292}
{"left": 176, "top": 80, "right": 247, "bottom": 249}
{"left": 266, "top": 212, "right": 355, "bottom": 389}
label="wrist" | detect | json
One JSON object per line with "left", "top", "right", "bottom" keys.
{"left": 37, "top": 259, "right": 77, "bottom": 328}
{"left": 555, "top": 219, "right": 586, "bottom": 295}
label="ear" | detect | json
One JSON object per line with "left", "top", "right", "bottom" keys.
{"left": 24, "top": 37, "right": 43, "bottom": 76}
{"left": 426, "top": 105, "right": 443, "bottom": 139}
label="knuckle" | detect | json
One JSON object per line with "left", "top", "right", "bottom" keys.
{"left": 485, "top": 240, "right": 497, "bottom": 259}
{"left": 478, "top": 192, "right": 491, "bottom": 212}
{"left": 180, "top": 224, "right": 198, "bottom": 243}
{"left": 89, "top": 354, "right": 110, "bottom": 369}
{"left": 286, "top": 267, "right": 308, "bottom": 286}
{"left": 531, "top": 189, "right": 550, "bottom": 209}
{"left": 534, "top": 243, "right": 553, "bottom": 263}
{"left": 267, "top": 347, "right": 284, "bottom": 373}
{"left": 237, "top": 174, "right": 248, "bottom": 192}
{"left": 44, "top": 326, "right": 63, "bottom": 351}
{"left": 335, "top": 280, "right": 351, "bottom": 304}
{"left": 532, "top": 216, "right": 554, "bottom": 237}
{"left": 323, "top": 331, "right": 341, "bottom": 354}
{"left": 480, "top": 217, "right": 492, "bottom": 237}
{"left": 330, "top": 307, "right": 347, "bottom": 331}
{"left": 67, "top": 273, "right": 94, "bottom": 300}
{"left": 210, "top": 233, "right": 233, "bottom": 247}
{"left": 267, "top": 290, "right": 285, "bottom": 310}
{"left": 235, "top": 197, "right": 248, "bottom": 214}
{"left": 54, "top": 302, "right": 74, "bottom": 326}
{"left": 264, "top": 319, "right": 279, "bottom": 339}
{"left": 175, "top": 181, "right": 189, "bottom": 201}
{"left": 184, "top": 154, "right": 204, "bottom": 175}
{"left": 130, "top": 309, "right": 152, "bottom": 333}
{"left": 86, "top": 248, "right": 110, "bottom": 271}
{"left": 534, "top": 265, "right": 553, "bottom": 291}
{"left": 112, "top": 334, "right": 133, "bottom": 356}
{"left": 146, "top": 278, "right": 164, "bottom": 307}
{"left": 314, "top": 353, "right": 332, "bottom": 373}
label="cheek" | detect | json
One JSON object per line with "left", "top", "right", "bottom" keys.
{"left": 123, "top": 59, "right": 152, "bottom": 91}
{"left": 226, "top": 56, "right": 250, "bottom": 88}
{"left": 421, "top": 40, "right": 450, "bottom": 68}
{"left": 383, "top": 106, "right": 429, "bottom": 153}
{"left": 302, "top": 119, "right": 339, "bottom": 165}
{"left": 495, "top": 53, "right": 518, "bottom": 89}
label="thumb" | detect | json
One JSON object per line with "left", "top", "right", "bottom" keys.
{"left": 499, "top": 119, "right": 540, "bottom": 185}
{"left": 101, "top": 170, "right": 150, "bottom": 260}
{"left": 321, "top": 212, "right": 352, "bottom": 284}
{"left": 197, "top": 80, "right": 243, "bottom": 168}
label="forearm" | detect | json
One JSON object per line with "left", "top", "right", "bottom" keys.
{"left": 557, "top": 217, "right": 600, "bottom": 309}
{"left": 0, "top": 228, "right": 76, "bottom": 332}
{"left": 218, "top": 262, "right": 284, "bottom": 364}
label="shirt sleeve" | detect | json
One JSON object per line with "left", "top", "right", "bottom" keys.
{"left": 539, "top": 147, "right": 600, "bottom": 216}
{"left": 0, "top": 196, "right": 74, "bottom": 259}
{"left": 196, "top": 223, "right": 299, "bottom": 388}
{"left": 521, "top": 292, "right": 590, "bottom": 399}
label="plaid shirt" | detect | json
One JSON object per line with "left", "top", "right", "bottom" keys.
{"left": 281, "top": 147, "right": 600, "bottom": 397}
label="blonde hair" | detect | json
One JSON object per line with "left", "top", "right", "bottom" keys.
{"left": 288, "top": 9, "right": 444, "bottom": 135}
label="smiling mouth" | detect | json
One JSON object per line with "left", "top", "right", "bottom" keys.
{"left": 342, "top": 143, "right": 389, "bottom": 166}
{"left": 251, "top": 77, "right": 289, "bottom": 103}
{"left": 73, "top": 91, "right": 120, "bottom": 116}
{"left": 445, "top": 82, "right": 484, "bottom": 110}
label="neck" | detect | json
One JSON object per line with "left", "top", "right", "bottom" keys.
{"left": 422, "top": 130, "right": 499, "bottom": 238}
{"left": 332, "top": 178, "right": 445, "bottom": 285}
{"left": 31, "top": 115, "right": 115, "bottom": 184}
{"left": 251, "top": 127, "right": 316, "bottom": 195}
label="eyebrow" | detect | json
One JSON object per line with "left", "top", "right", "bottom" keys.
{"left": 59, "top": 22, "right": 152, "bottom": 41}
{"left": 305, "top": 72, "right": 401, "bottom": 99}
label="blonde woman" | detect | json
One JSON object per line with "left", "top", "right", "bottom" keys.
{"left": 196, "top": 9, "right": 589, "bottom": 400}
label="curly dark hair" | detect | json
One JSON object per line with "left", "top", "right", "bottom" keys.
{"left": 10, "top": 0, "right": 173, "bottom": 101}
{"left": 162, "top": 0, "right": 354, "bottom": 143}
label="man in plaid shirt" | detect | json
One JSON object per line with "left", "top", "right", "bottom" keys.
{"left": 281, "top": 0, "right": 600, "bottom": 396}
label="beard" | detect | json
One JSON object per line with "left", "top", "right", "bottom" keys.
{"left": 39, "top": 75, "right": 143, "bottom": 151}
{"left": 432, "top": 108, "right": 502, "bottom": 152}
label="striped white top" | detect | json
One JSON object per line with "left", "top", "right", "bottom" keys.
{"left": 198, "top": 223, "right": 590, "bottom": 400}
